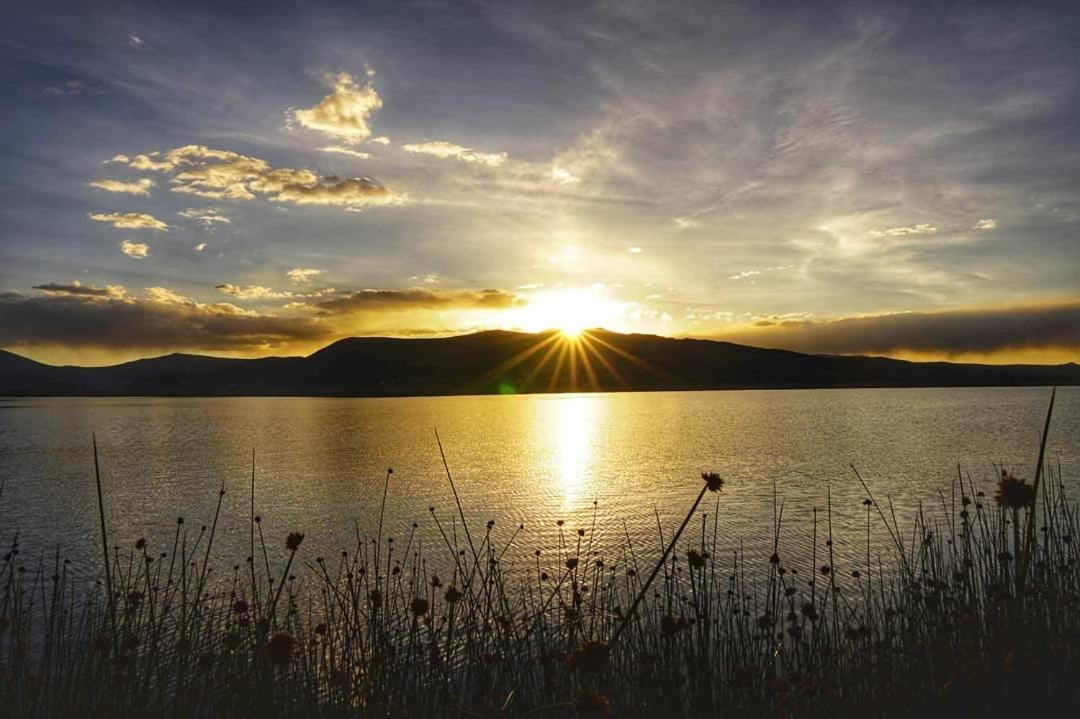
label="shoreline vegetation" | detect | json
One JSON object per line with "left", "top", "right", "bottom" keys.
{"left": 1, "top": 392, "right": 1078, "bottom": 717}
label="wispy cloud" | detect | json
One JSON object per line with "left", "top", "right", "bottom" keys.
{"left": 44, "top": 79, "right": 101, "bottom": 97}
{"left": 402, "top": 141, "right": 508, "bottom": 167}
{"left": 179, "top": 207, "right": 230, "bottom": 225}
{"left": 869, "top": 224, "right": 938, "bottom": 238}
{"left": 90, "top": 178, "right": 155, "bottom": 196}
{"left": 320, "top": 146, "right": 372, "bottom": 159}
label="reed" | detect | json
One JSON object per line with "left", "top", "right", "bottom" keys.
{"left": 0, "top": 393, "right": 1077, "bottom": 717}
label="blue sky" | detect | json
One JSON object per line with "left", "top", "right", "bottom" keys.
{"left": 1, "top": 0, "right": 1078, "bottom": 364}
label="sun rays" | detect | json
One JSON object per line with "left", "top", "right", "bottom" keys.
{"left": 482, "top": 329, "right": 668, "bottom": 394}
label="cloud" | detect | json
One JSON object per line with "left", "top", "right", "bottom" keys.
{"left": 89, "top": 211, "right": 168, "bottom": 231}
{"left": 291, "top": 72, "right": 382, "bottom": 144}
{"left": 974, "top": 218, "right": 997, "bottom": 230}
{"left": 321, "top": 146, "right": 372, "bottom": 159}
{"left": 711, "top": 300, "right": 1080, "bottom": 359}
{"left": 108, "top": 145, "right": 404, "bottom": 209}
{"left": 402, "top": 141, "right": 508, "bottom": 167}
{"left": 0, "top": 285, "right": 331, "bottom": 353}
{"left": 32, "top": 281, "right": 125, "bottom": 299}
{"left": 869, "top": 224, "right": 938, "bottom": 238}
{"left": 128, "top": 35, "right": 143, "bottom": 47}
{"left": 273, "top": 176, "right": 404, "bottom": 208}
{"left": 119, "top": 239, "right": 150, "bottom": 259}
{"left": 551, "top": 166, "right": 580, "bottom": 184}
{"left": 0, "top": 281, "right": 529, "bottom": 357}
{"left": 316, "top": 288, "right": 525, "bottom": 314}
{"left": 179, "top": 207, "right": 230, "bottom": 224}
{"left": 287, "top": 268, "right": 322, "bottom": 285}
{"left": 728, "top": 270, "right": 760, "bottom": 280}
{"left": 214, "top": 285, "right": 292, "bottom": 301}
{"left": 44, "top": 79, "right": 101, "bottom": 97}
{"left": 214, "top": 284, "right": 334, "bottom": 301}
{"left": 90, "top": 178, "right": 155, "bottom": 196}
{"left": 369, "top": 136, "right": 391, "bottom": 145}
{"left": 194, "top": 242, "right": 207, "bottom": 252}
{"left": 673, "top": 217, "right": 698, "bottom": 230}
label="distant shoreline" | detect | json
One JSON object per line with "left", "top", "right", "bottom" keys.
{"left": 3, "top": 329, "right": 1078, "bottom": 397}
{"left": 1, "top": 383, "right": 1075, "bottom": 402}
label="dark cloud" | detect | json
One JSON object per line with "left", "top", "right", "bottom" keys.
{"left": 32, "top": 282, "right": 122, "bottom": 298}
{"left": 0, "top": 284, "right": 528, "bottom": 355}
{"left": 714, "top": 301, "right": 1080, "bottom": 358}
{"left": 0, "top": 290, "right": 331, "bottom": 352}
{"left": 316, "top": 288, "right": 525, "bottom": 314}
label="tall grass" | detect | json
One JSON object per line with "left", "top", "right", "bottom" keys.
{"left": 1, "top": 393, "right": 1078, "bottom": 717}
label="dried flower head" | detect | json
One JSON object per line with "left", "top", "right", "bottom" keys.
{"left": 286, "top": 532, "right": 305, "bottom": 552}
{"left": 410, "top": 597, "right": 430, "bottom": 616}
{"left": 702, "top": 472, "right": 724, "bottom": 492}
{"left": 995, "top": 471, "right": 1035, "bottom": 510}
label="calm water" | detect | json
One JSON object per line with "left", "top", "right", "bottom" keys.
{"left": 0, "top": 388, "right": 1076, "bottom": 581}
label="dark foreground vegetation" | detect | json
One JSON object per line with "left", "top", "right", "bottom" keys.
{"left": 1, "top": 393, "right": 1078, "bottom": 717}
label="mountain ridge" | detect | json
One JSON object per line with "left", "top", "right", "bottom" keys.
{"left": 1, "top": 329, "right": 1077, "bottom": 397}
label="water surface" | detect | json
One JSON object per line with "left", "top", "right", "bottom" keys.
{"left": 0, "top": 388, "right": 1075, "bottom": 581}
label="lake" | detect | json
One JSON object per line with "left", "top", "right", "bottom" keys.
{"left": 0, "top": 387, "right": 1076, "bottom": 584}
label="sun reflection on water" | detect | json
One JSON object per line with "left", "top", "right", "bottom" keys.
{"left": 550, "top": 395, "right": 600, "bottom": 506}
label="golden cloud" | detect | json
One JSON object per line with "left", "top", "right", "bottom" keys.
{"left": 89, "top": 178, "right": 155, "bottom": 196}
{"left": 119, "top": 239, "right": 150, "bottom": 259}
{"left": 89, "top": 211, "right": 168, "bottom": 231}
{"left": 109, "top": 144, "right": 404, "bottom": 209}
{"left": 292, "top": 72, "right": 383, "bottom": 144}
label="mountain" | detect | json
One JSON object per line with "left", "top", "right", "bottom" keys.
{"left": 0, "top": 330, "right": 1077, "bottom": 397}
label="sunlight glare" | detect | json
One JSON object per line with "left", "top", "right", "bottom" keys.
{"left": 514, "top": 287, "right": 624, "bottom": 335}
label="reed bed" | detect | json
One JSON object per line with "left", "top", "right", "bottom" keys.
{"left": 1, "top": 392, "right": 1078, "bottom": 717}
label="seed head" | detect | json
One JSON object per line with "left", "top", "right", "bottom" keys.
{"left": 286, "top": 532, "right": 305, "bottom": 552}
{"left": 995, "top": 471, "right": 1035, "bottom": 510}
{"left": 702, "top": 472, "right": 724, "bottom": 492}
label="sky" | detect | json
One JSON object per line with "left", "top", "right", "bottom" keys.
{"left": 1, "top": 0, "right": 1078, "bottom": 366}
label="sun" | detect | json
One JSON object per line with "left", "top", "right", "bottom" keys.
{"left": 513, "top": 287, "right": 623, "bottom": 336}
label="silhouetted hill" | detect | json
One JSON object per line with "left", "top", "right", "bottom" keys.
{"left": 0, "top": 330, "right": 1077, "bottom": 397}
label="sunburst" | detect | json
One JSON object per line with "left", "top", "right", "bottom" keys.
{"left": 484, "top": 328, "right": 669, "bottom": 394}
